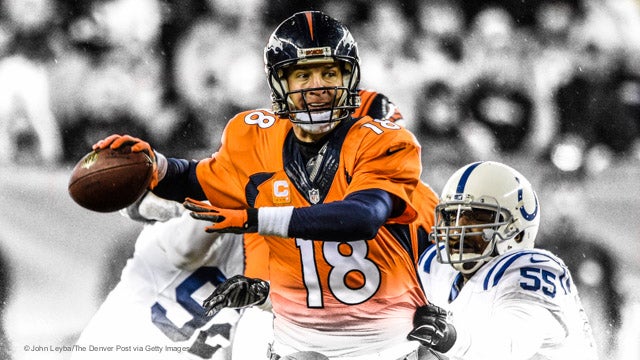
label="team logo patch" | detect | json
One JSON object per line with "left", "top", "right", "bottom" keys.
{"left": 297, "top": 46, "right": 331, "bottom": 58}
{"left": 309, "top": 188, "right": 320, "bottom": 204}
{"left": 273, "top": 180, "right": 291, "bottom": 204}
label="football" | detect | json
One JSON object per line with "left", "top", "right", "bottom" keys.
{"left": 68, "top": 147, "right": 154, "bottom": 212}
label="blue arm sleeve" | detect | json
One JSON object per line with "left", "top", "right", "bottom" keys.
{"left": 288, "top": 189, "right": 395, "bottom": 241}
{"left": 151, "top": 158, "right": 207, "bottom": 202}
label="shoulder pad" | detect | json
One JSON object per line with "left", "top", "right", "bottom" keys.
{"left": 482, "top": 249, "right": 572, "bottom": 296}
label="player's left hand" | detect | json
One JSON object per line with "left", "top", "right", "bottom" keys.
{"left": 184, "top": 198, "right": 258, "bottom": 233}
{"left": 407, "top": 303, "right": 457, "bottom": 353}
{"left": 203, "top": 275, "right": 270, "bottom": 317}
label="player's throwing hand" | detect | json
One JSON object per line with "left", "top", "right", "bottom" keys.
{"left": 92, "top": 134, "right": 160, "bottom": 189}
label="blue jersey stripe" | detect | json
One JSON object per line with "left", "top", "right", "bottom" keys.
{"left": 483, "top": 250, "right": 568, "bottom": 290}
{"left": 483, "top": 251, "right": 522, "bottom": 290}
{"left": 488, "top": 252, "right": 531, "bottom": 289}
{"left": 418, "top": 244, "right": 440, "bottom": 274}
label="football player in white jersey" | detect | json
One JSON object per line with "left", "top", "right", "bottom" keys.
{"left": 71, "top": 193, "right": 252, "bottom": 360}
{"left": 413, "top": 161, "right": 597, "bottom": 360}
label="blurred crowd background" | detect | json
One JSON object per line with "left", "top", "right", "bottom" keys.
{"left": 1, "top": 0, "right": 640, "bottom": 359}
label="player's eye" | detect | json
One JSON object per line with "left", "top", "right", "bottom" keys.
{"left": 465, "top": 209, "right": 496, "bottom": 222}
{"left": 443, "top": 209, "right": 496, "bottom": 224}
{"left": 441, "top": 210, "right": 456, "bottom": 225}
{"left": 324, "top": 69, "right": 341, "bottom": 81}
{"left": 295, "top": 72, "right": 310, "bottom": 80}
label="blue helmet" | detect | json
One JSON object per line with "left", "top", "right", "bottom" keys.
{"left": 264, "top": 11, "right": 361, "bottom": 124}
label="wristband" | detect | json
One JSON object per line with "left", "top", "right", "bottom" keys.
{"left": 156, "top": 151, "right": 167, "bottom": 182}
{"left": 258, "top": 206, "right": 294, "bottom": 237}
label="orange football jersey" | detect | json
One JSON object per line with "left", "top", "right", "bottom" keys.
{"left": 357, "top": 89, "right": 439, "bottom": 263}
{"left": 195, "top": 108, "right": 427, "bottom": 356}
{"left": 355, "top": 89, "right": 438, "bottom": 259}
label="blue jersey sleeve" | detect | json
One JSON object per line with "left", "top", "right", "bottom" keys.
{"left": 152, "top": 158, "right": 206, "bottom": 202}
{"left": 288, "top": 189, "right": 393, "bottom": 241}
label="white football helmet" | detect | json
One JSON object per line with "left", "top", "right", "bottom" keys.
{"left": 432, "top": 161, "right": 540, "bottom": 274}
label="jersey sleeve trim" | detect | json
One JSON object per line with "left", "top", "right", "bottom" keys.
{"left": 418, "top": 244, "right": 441, "bottom": 275}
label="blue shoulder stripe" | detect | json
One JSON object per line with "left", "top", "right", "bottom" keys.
{"left": 483, "top": 250, "right": 569, "bottom": 292}
{"left": 418, "top": 244, "right": 440, "bottom": 274}
{"left": 483, "top": 251, "right": 529, "bottom": 290}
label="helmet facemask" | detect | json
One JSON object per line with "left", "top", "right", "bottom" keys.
{"left": 266, "top": 55, "right": 361, "bottom": 127}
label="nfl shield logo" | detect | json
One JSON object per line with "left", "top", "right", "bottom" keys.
{"left": 309, "top": 189, "right": 320, "bottom": 204}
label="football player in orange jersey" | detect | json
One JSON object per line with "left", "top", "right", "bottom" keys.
{"left": 93, "top": 11, "right": 446, "bottom": 359}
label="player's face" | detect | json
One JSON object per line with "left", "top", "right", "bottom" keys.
{"left": 443, "top": 208, "right": 495, "bottom": 255}
{"left": 286, "top": 63, "right": 344, "bottom": 112}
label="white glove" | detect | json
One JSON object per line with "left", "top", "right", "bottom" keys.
{"left": 120, "top": 191, "right": 184, "bottom": 223}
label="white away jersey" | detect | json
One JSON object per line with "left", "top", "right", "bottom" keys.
{"left": 417, "top": 245, "right": 597, "bottom": 360}
{"left": 72, "top": 212, "right": 245, "bottom": 360}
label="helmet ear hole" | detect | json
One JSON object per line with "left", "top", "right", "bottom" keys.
{"left": 341, "top": 62, "right": 353, "bottom": 77}
{"left": 514, "top": 233, "right": 523, "bottom": 243}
